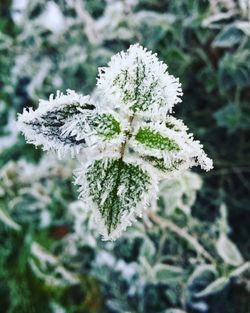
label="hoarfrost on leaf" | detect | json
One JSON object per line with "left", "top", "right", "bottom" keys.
{"left": 97, "top": 44, "right": 183, "bottom": 117}
{"left": 18, "top": 44, "right": 213, "bottom": 240}
{"left": 76, "top": 158, "right": 156, "bottom": 240}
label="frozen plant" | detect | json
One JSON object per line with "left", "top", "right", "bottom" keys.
{"left": 17, "top": 44, "right": 213, "bottom": 240}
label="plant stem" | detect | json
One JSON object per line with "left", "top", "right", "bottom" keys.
{"left": 148, "top": 212, "right": 214, "bottom": 263}
{"left": 120, "top": 113, "right": 135, "bottom": 159}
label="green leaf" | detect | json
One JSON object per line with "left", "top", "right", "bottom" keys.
{"left": 112, "top": 58, "right": 154, "bottom": 112}
{"left": 214, "top": 103, "right": 250, "bottom": 133}
{"left": 18, "top": 91, "right": 96, "bottom": 153}
{"left": 219, "top": 51, "right": 250, "bottom": 91}
{"left": 18, "top": 91, "right": 122, "bottom": 154}
{"left": 154, "top": 263, "right": 184, "bottom": 283}
{"left": 216, "top": 233, "right": 244, "bottom": 267}
{"left": 213, "top": 25, "right": 244, "bottom": 48}
{"left": 29, "top": 242, "right": 80, "bottom": 288}
{"left": 90, "top": 113, "right": 121, "bottom": 139}
{"left": 134, "top": 127, "right": 180, "bottom": 151}
{"left": 0, "top": 208, "right": 21, "bottom": 231}
{"left": 85, "top": 158, "right": 151, "bottom": 238}
{"left": 140, "top": 236, "right": 156, "bottom": 259}
{"left": 27, "top": 105, "right": 91, "bottom": 145}
{"left": 195, "top": 277, "right": 229, "bottom": 298}
{"left": 187, "top": 265, "right": 218, "bottom": 293}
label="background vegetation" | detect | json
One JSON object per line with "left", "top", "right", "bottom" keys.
{"left": 0, "top": 0, "right": 250, "bottom": 312}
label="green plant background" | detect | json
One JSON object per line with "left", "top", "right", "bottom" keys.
{"left": 0, "top": 0, "right": 250, "bottom": 312}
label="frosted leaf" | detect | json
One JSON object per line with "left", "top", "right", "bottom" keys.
{"left": 194, "top": 277, "right": 229, "bottom": 298}
{"left": 29, "top": 242, "right": 80, "bottom": 287}
{"left": 75, "top": 158, "right": 156, "bottom": 240}
{"left": 135, "top": 126, "right": 180, "bottom": 151}
{"left": 11, "top": 0, "right": 28, "bottom": 25}
{"left": 159, "top": 171, "right": 202, "bottom": 215}
{"left": 216, "top": 233, "right": 244, "bottom": 267}
{"left": 0, "top": 208, "right": 21, "bottom": 231}
{"left": 61, "top": 112, "right": 122, "bottom": 152}
{"left": 97, "top": 44, "right": 182, "bottom": 117}
{"left": 131, "top": 116, "right": 213, "bottom": 178}
{"left": 153, "top": 263, "right": 184, "bottom": 283}
{"left": 36, "top": 1, "right": 66, "bottom": 34}
{"left": 17, "top": 90, "right": 122, "bottom": 157}
{"left": 17, "top": 90, "right": 95, "bottom": 156}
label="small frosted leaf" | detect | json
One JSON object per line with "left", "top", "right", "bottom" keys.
{"left": 18, "top": 90, "right": 122, "bottom": 156}
{"left": 135, "top": 127, "right": 180, "bottom": 151}
{"left": 131, "top": 117, "right": 213, "bottom": 177}
{"left": 140, "top": 237, "right": 156, "bottom": 259}
{"left": 17, "top": 90, "right": 96, "bottom": 156}
{"left": 0, "top": 208, "right": 21, "bottom": 231}
{"left": 78, "top": 158, "right": 152, "bottom": 240}
{"left": 229, "top": 262, "right": 250, "bottom": 278}
{"left": 187, "top": 264, "right": 217, "bottom": 289}
{"left": 29, "top": 242, "right": 80, "bottom": 287}
{"left": 154, "top": 263, "right": 184, "bottom": 283}
{"left": 194, "top": 277, "right": 229, "bottom": 298}
{"left": 216, "top": 233, "right": 244, "bottom": 267}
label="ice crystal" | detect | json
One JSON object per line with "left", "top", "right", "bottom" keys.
{"left": 18, "top": 44, "right": 213, "bottom": 240}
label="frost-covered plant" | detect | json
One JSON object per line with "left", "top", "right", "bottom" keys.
{"left": 18, "top": 44, "right": 213, "bottom": 240}
{"left": 1, "top": 152, "right": 247, "bottom": 313}
{"left": 0, "top": 153, "right": 75, "bottom": 230}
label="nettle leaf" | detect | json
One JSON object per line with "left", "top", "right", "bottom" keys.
{"left": 131, "top": 117, "right": 213, "bottom": 177}
{"left": 18, "top": 90, "right": 122, "bottom": 156}
{"left": 76, "top": 158, "right": 154, "bottom": 240}
{"left": 135, "top": 126, "right": 180, "bottom": 151}
{"left": 17, "top": 90, "right": 95, "bottom": 155}
{"left": 97, "top": 44, "right": 182, "bottom": 117}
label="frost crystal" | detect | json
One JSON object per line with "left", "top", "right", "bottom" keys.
{"left": 18, "top": 44, "right": 213, "bottom": 240}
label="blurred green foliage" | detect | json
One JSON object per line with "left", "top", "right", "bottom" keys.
{"left": 0, "top": 0, "right": 250, "bottom": 312}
